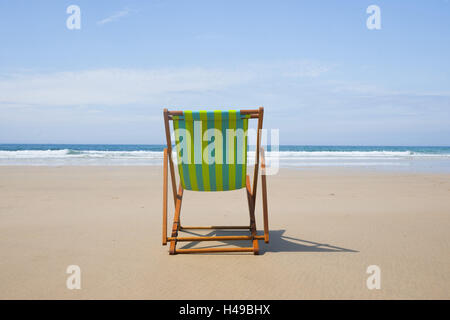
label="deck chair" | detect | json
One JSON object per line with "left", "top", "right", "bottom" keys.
{"left": 162, "top": 107, "right": 269, "bottom": 255}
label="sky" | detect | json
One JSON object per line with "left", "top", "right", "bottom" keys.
{"left": 0, "top": 0, "right": 449, "bottom": 145}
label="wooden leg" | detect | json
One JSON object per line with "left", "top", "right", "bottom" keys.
{"left": 168, "top": 153, "right": 178, "bottom": 207}
{"left": 169, "top": 185, "right": 184, "bottom": 255}
{"left": 261, "top": 172, "right": 269, "bottom": 243}
{"left": 162, "top": 148, "right": 168, "bottom": 245}
{"left": 246, "top": 175, "right": 254, "bottom": 218}
{"left": 246, "top": 175, "right": 259, "bottom": 255}
{"left": 260, "top": 147, "right": 269, "bottom": 243}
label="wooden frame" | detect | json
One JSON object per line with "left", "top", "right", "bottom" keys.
{"left": 162, "top": 107, "right": 269, "bottom": 255}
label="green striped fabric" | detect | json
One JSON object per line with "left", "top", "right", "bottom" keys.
{"left": 172, "top": 110, "right": 249, "bottom": 191}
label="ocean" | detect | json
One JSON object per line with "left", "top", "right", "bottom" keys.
{"left": 1, "top": 144, "right": 450, "bottom": 172}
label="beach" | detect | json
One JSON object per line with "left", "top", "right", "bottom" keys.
{"left": 1, "top": 166, "right": 449, "bottom": 299}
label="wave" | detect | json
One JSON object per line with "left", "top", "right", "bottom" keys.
{"left": 0, "top": 149, "right": 164, "bottom": 159}
{"left": 1, "top": 146, "right": 448, "bottom": 171}
{"left": 1, "top": 149, "right": 450, "bottom": 160}
{"left": 249, "top": 150, "right": 450, "bottom": 159}
{"left": 0, "top": 149, "right": 72, "bottom": 158}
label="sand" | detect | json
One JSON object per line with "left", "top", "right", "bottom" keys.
{"left": 0, "top": 166, "right": 449, "bottom": 299}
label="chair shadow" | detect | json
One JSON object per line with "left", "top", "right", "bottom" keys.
{"left": 177, "top": 229, "right": 358, "bottom": 254}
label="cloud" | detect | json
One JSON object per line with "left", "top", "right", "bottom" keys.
{"left": 97, "top": 8, "right": 133, "bottom": 25}
{"left": 1, "top": 61, "right": 449, "bottom": 145}
{"left": 0, "top": 60, "right": 331, "bottom": 108}
{"left": 0, "top": 68, "right": 252, "bottom": 107}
